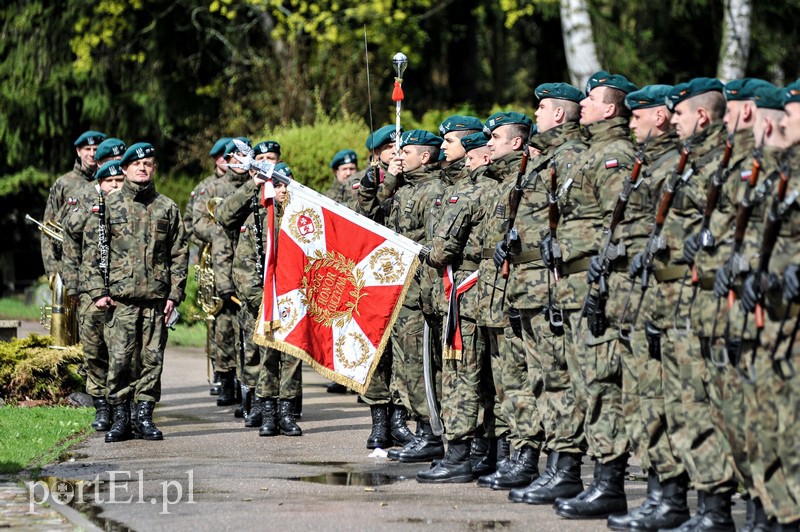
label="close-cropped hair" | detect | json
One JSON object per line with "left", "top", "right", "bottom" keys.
{"left": 691, "top": 91, "right": 726, "bottom": 120}
{"left": 603, "top": 88, "right": 631, "bottom": 119}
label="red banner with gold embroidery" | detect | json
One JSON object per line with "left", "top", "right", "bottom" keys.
{"left": 254, "top": 181, "right": 422, "bottom": 394}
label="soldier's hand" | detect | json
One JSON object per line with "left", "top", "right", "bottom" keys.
{"left": 713, "top": 267, "right": 731, "bottom": 299}
{"left": 361, "top": 166, "right": 377, "bottom": 188}
{"left": 587, "top": 255, "right": 605, "bottom": 284}
{"left": 418, "top": 245, "right": 431, "bottom": 264}
{"left": 94, "top": 295, "right": 116, "bottom": 310}
{"left": 508, "top": 307, "right": 523, "bottom": 338}
{"left": 220, "top": 291, "right": 241, "bottom": 312}
{"left": 741, "top": 273, "right": 760, "bottom": 313}
{"left": 783, "top": 264, "right": 800, "bottom": 303}
{"left": 587, "top": 297, "right": 609, "bottom": 337}
{"left": 682, "top": 233, "right": 701, "bottom": 264}
{"left": 252, "top": 173, "right": 266, "bottom": 186}
{"left": 493, "top": 241, "right": 508, "bottom": 270}
{"left": 388, "top": 158, "right": 403, "bottom": 176}
{"left": 629, "top": 252, "right": 645, "bottom": 279}
{"left": 539, "top": 235, "right": 555, "bottom": 269}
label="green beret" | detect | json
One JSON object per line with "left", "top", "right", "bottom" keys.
{"left": 209, "top": 137, "right": 232, "bottom": 158}
{"left": 399, "top": 129, "right": 443, "bottom": 148}
{"left": 223, "top": 137, "right": 251, "bottom": 158}
{"left": 585, "top": 71, "right": 638, "bottom": 95}
{"left": 783, "top": 81, "right": 800, "bottom": 106}
{"left": 95, "top": 160, "right": 123, "bottom": 181}
{"left": 120, "top": 142, "right": 156, "bottom": 167}
{"left": 330, "top": 149, "right": 358, "bottom": 169}
{"left": 254, "top": 140, "right": 281, "bottom": 155}
{"left": 666, "top": 78, "right": 724, "bottom": 111}
{"left": 534, "top": 83, "right": 584, "bottom": 103}
{"left": 625, "top": 85, "right": 673, "bottom": 110}
{"left": 724, "top": 78, "right": 772, "bottom": 101}
{"left": 74, "top": 130, "right": 107, "bottom": 147}
{"left": 483, "top": 112, "right": 533, "bottom": 135}
{"left": 274, "top": 162, "right": 293, "bottom": 179}
{"left": 438, "top": 115, "right": 483, "bottom": 136}
{"left": 753, "top": 83, "right": 784, "bottom": 110}
{"left": 460, "top": 132, "right": 489, "bottom": 152}
{"left": 94, "top": 138, "right": 127, "bottom": 161}
{"left": 366, "top": 125, "right": 401, "bottom": 151}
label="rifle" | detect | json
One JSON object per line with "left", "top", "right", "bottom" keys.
{"left": 500, "top": 149, "right": 530, "bottom": 279}
{"left": 544, "top": 161, "right": 564, "bottom": 333}
{"left": 252, "top": 192, "right": 265, "bottom": 278}
{"left": 96, "top": 191, "right": 110, "bottom": 291}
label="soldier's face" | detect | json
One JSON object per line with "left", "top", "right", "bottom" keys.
{"left": 442, "top": 132, "right": 467, "bottom": 162}
{"left": 334, "top": 163, "right": 357, "bottom": 183}
{"left": 214, "top": 155, "right": 227, "bottom": 175}
{"left": 274, "top": 182, "right": 287, "bottom": 204}
{"left": 580, "top": 87, "right": 609, "bottom": 126}
{"left": 487, "top": 125, "right": 518, "bottom": 161}
{"left": 466, "top": 147, "right": 491, "bottom": 170}
{"left": 535, "top": 99, "right": 558, "bottom": 133}
{"left": 398, "top": 145, "right": 426, "bottom": 173}
{"left": 99, "top": 175, "right": 124, "bottom": 194}
{"left": 377, "top": 143, "right": 395, "bottom": 165}
{"left": 630, "top": 108, "right": 660, "bottom": 144}
{"left": 723, "top": 100, "right": 745, "bottom": 135}
{"left": 670, "top": 101, "right": 699, "bottom": 140}
{"left": 780, "top": 103, "right": 800, "bottom": 147}
{"left": 256, "top": 152, "right": 280, "bottom": 164}
{"left": 77, "top": 145, "right": 99, "bottom": 171}
{"left": 124, "top": 157, "right": 156, "bottom": 183}
{"left": 228, "top": 151, "right": 248, "bottom": 174}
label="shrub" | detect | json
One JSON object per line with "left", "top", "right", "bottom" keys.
{"left": 0, "top": 335, "right": 85, "bottom": 403}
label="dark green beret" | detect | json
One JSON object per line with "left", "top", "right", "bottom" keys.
{"left": 399, "top": 129, "right": 443, "bottom": 148}
{"left": 585, "top": 71, "right": 638, "bottom": 95}
{"left": 330, "top": 149, "right": 358, "bottom": 169}
{"left": 483, "top": 112, "right": 533, "bottom": 135}
{"left": 254, "top": 140, "right": 281, "bottom": 155}
{"left": 74, "top": 130, "right": 107, "bottom": 147}
{"left": 95, "top": 160, "right": 123, "bottom": 181}
{"left": 120, "top": 142, "right": 156, "bottom": 167}
{"left": 530, "top": 124, "right": 538, "bottom": 136}
{"left": 724, "top": 78, "right": 772, "bottom": 101}
{"left": 223, "top": 137, "right": 251, "bottom": 158}
{"left": 666, "top": 78, "right": 724, "bottom": 111}
{"left": 366, "top": 125, "right": 401, "bottom": 151}
{"left": 438, "top": 115, "right": 483, "bottom": 136}
{"left": 274, "top": 162, "right": 293, "bottom": 179}
{"left": 209, "top": 137, "right": 232, "bottom": 158}
{"left": 625, "top": 85, "right": 673, "bottom": 110}
{"left": 753, "top": 83, "right": 784, "bottom": 110}
{"left": 783, "top": 81, "right": 800, "bottom": 106}
{"left": 460, "top": 132, "right": 489, "bottom": 152}
{"left": 94, "top": 138, "right": 127, "bottom": 161}
{"left": 535, "top": 83, "right": 584, "bottom": 103}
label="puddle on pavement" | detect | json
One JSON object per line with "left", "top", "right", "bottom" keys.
{"left": 33, "top": 476, "right": 133, "bottom": 531}
{"left": 288, "top": 471, "right": 398, "bottom": 486}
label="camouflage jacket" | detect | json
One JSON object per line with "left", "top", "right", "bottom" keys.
{"left": 506, "top": 121, "right": 588, "bottom": 310}
{"left": 356, "top": 161, "right": 398, "bottom": 224}
{"left": 41, "top": 161, "right": 96, "bottom": 276}
{"left": 85, "top": 178, "right": 188, "bottom": 303}
{"left": 232, "top": 202, "right": 283, "bottom": 315}
{"left": 185, "top": 173, "right": 219, "bottom": 244}
{"left": 215, "top": 179, "right": 261, "bottom": 231}
{"left": 476, "top": 150, "right": 524, "bottom": 327}
{"left": 62, "top": 183, "right": 105, "bottom": 297}
{"left": 440, "top": 157, "right": 469, "bottom": 187}
{"left": 322, "top": 172, "right": 362, "bottom": 210}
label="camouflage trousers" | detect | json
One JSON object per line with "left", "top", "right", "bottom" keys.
{"left": 391, "top": 306, "right": 436, "bottom": 421}
{"left": 255, "top": 347, "right": 302, "bottom": 400}
{"left": 105, "top": 299, "right": 168, "bottom": 405}
{"left": 78, "top": 294, "right": 110, "bottom": 398}
{"left": 211, "top": 306, "right": 239, "bottom": 373}
{"left": 523, "top": 308, "right": 583, "bottom": 454}
{"left": 238, "top": 309, "right": 264, "bottom": 388}
{"left": 359, "top": 344, "right": 392, "bottom": 406}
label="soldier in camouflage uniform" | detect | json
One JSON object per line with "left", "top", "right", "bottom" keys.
{"left": 547, "top": 72, "right": 637, "bottom": 520}
{"left": 495, "top": 84, "right": 590, "bottom": 504}
{"left": 93, "top": 138, "right": 127, "bottom": 167}
{"left": 358, "top": 129, "right": 447, "bottom": 463}
{"left": 87, "top": 143, "right": 188, "bottom": 443}
{"left": 323, "top": 149, "right": 360, "bottom": 209}
{"left": 62, "top": 160, "right": 125, "bottom": 432}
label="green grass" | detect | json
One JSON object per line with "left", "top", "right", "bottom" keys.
{"left": 0, "top": 297, "right": 41, "bottom": 321}
{"left": 168, "top": 321, "right": 206, "bottom": 348}
{"left": 0, "top": 406, "right": 94, "bottom": 473}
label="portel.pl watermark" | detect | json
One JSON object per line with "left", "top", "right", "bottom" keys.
{"left": 27, "top": 470, "right": 195, "bottom": 515}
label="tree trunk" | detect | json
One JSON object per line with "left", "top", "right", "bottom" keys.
{"left": 559, "top": 0, "right": 601, "bottom": 89}
{"left": 717, "top": 0, "right": 752, "bottom": 82}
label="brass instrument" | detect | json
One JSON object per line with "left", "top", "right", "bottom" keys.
{"left": 26, "top": 214, "right": 64, "bottom": 243}
{"left": 194, "top": 197, "right": 224, "bottom": 317}
{"left": 41, "top": 272, "right": 79, "bottom": 347}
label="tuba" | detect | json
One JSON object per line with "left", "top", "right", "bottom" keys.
{"left": 42, "top": 272, "right": 79, "bottom": 347}
{"left": 194, "top": 197, "right": 224, "bottom": 317}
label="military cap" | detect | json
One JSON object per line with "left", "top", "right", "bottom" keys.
{"left": 460, "top": 132, "right": 489, "bottom": 152}
{"left": 724, "top": 78, "right": 772, "bottom": 101}
{"left": 120, "top": 142, "right": 156, "bottom": 167}
{"left": 483, "top": 112, "right": 533, "bottom": 135}
{"left": 223, "top": 137, "right": 251, "bottom": 158}
{"left": 366, "top": 125, "right": 401, "bottom": 151}
{"left": 95, "top": 160, "right": 123, "bottom": 181}
{"left": 399, "top": 130, "right": 443, "bottom": 148}
{"left": 94, "top": 138, "right": 127, "bottom": 161}
{"left": 625, "top": 85, "right": 673, "bottom": 110}
{"left": 254, "top": 140, "right": 281, "bottom": 155}
{"left": 585, "top": 71, "right": 638, "bottom": 95}
{"left": 666, "top": 78, "right": 724, "bottom": 111}
{"left": 753, "top": 83, "right": 784, "bottom": 110}
{"left": 438, "top": 115, "right": 483, "bottom": 136}
{"left": 275, "top": 162, "right": 293, "bottom": 179}
{"left": 209, "top": 137, "right": 232, "bottom": 158}
{"left": 534, "top": 83, "right": 584, "bottom": 103}
{"left": 74, "top": 130, "right": 107, "bottom": 147}
{"left": 783, "top": 81, "right": 800, "bottom": 106}
{"left": 330, "top": 149, "right": 358, "bottom": 169}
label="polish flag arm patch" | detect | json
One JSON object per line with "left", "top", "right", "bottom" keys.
{"left": 604, "top": 159, "right": 619, "bottom": 169}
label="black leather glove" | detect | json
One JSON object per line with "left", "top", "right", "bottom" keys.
{"left": 628, "top": 251, "right": 645, "bottom": 279}
{"left": 493, "top": 241, "right": 508, "bottom": 270}
{"left": 585, "top": 294, "right": 608, "bottom": 337}
{"left": 587, "top": 255, "right": 604, "bottom": 284}
{"left": 419, "top": 245, "right": 431, "bottom": 264}
{"left": 713, "top": 267, "right": 730, "bottom": 299}
{"left": 508, "top": 307, "right": 522, "bottom": 338}
{"left": 220, "top": 291, "right": 241, "bottom": 312}
{"left": 539, "top": 234, "right": 555, "bottom": 270}
{"left": 783, "top": 264, "right": 800, "bottom": 303}
{"left": 741, "top": 273, "right": 760, "bottom": 313}
{"left": 683, "top": 233, "right": 701, "bottom": 264}
{"left": 361, "top": 165, "right": 377, "bottom": 188}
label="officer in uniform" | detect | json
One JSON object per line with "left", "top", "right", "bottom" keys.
{"left": 323, "top": 149, "right": 360, "bottom": 208}
{"left": 185, "top": 137, "right": 231, "bottom": 245}
{"left": 253, "top": 140, "right": 281, "bottom": 164}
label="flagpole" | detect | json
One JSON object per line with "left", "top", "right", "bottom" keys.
{"left": 391, "top": 52, "right": 408, "bottom": 154}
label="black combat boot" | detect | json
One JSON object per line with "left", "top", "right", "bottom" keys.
{"left": 216, "top": 371, "right": 236, "bottom": 406}
{"left": 523, "top": 452, "right": 583, "bottom": 504}
{"left": 491, "top": 445, "right": 540, "bottom": 490}
{"left": 326, "top": 382, "right": 348, "bottom": 394}
{"left": 469, "top": 437, "right": 496, "bottom": 478}
{"left": 773, "top": 520, "right": 800, "bottom": 532}
{"left": 510, "top": 451, "right": 558, "bottom": 502}
{"left": 367, "top": 405, "right": 391, "bottom": 449}
{"left": 91, "top": 397, "right": 111, "bottom": 431}
{"left": 210, "top": 371, "right": 221, "bottom": 396}
{"left": 105, "top": 402, "right": 131, "bottom": 443}
{"left": 478, "top": 438, "right": 512, "bottom": 487}
{"left": 244, "top": 395, "right": 264, "bottom": 428}
{"left": 416, "top": 439, "right": 472, "bottom": 483}
{"left": 134, "top": 401, "right": 163, "bottom": 441}
{"left": 740, "top": 497, "right": 773, "bottom": 532}
{"left": 624, "top": 471, "right": 690, "bottom": 530}
{"left": 608, "top": 468, "right": 664, "bottom": 529}
{"left": 388, "top": 421, "right": 421, "bottom": 461}
{"left": 259, "top": 399, "right": 279, "bottom": 437}
{"left": 278, "top": 399, "right": 302, "bottom": 436}
{"left": 292, "top": 395, "right": 302, "bottom": 419}
{"left": 389, "top": 405, "right": 415, "bottom": 446}
{"left": 556, "top": 454, "right": 628, "bottom": 519}
{"left": 396, "top": 421, "right": 444, "bottom": 463}
{"left": 661, "top": 490, "right": 734, "bottom": 532}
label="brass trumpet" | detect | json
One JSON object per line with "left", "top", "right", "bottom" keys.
{"left": 25, "top": 214, "right": 64, "bottom": 243}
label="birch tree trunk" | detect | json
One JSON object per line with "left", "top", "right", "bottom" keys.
{"left": 717, "top": 0, "right": 752, "bottom": 82}
{"left": 560, "top": 0, "right": 601, "bottom": 89}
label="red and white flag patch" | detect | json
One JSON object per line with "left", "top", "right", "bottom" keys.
{"left": 605, "top": 159, "right": 619, "bottom": 169}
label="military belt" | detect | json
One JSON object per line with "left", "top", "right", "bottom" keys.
{"left": 510, "top": 249, "right": 542, "bottom": 265}
{"left": 458, "top": 259, "right": 480, "bottom": 271}
{"left": 654, "top": 265, "right": 689, "bottom": 283}
{"left": 561, "top": 257, "right": 592, "bottom": 276}
{"left": 695, "top": 274, "right": 717, "bottom": 291}
{"left": 481, "top": 247, "right": 495, "bottom": 259}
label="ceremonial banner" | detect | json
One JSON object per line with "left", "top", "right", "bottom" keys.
{"left": 254, "top": 180, "right": 422, "bottom": 394}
